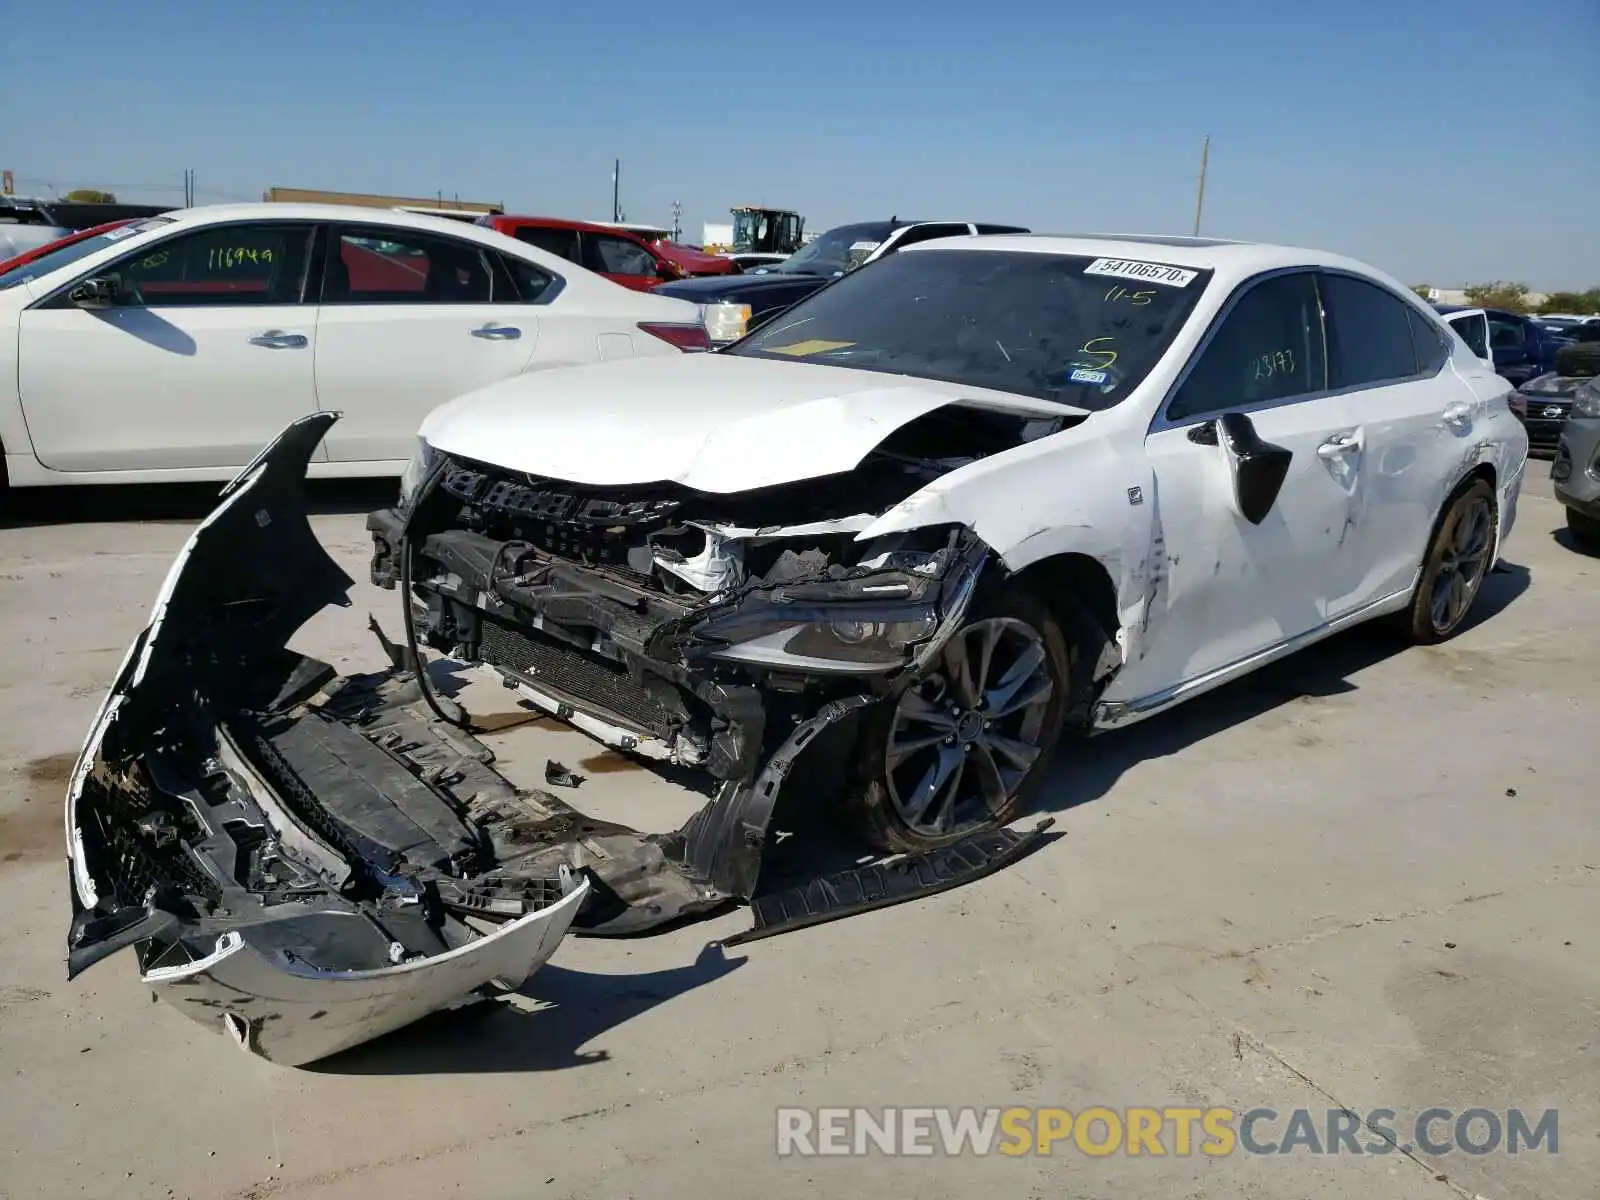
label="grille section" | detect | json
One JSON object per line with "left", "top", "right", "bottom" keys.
{"left": 478, "top": 616, "right": 675, "bottom": 738}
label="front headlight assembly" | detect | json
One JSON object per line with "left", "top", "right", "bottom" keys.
{"left": 1573, "top": 380, "right": 1600, "bottom": 419}
{"left": 705, "top": 608, "right": 942, "bottom": 671}
{"left": 399, "top": 438, "right": 440, "bottom": 509}
{"left": 690, "top": 534, "right": 987, "bottom": 674}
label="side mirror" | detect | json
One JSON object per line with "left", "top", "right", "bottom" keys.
{"left": 67, "top": 274, "right": 122, "bottom": 309}
{"left": 1190, "top": 412, "right": 1294, "bottom": 525}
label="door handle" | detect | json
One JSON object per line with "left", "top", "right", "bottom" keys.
{"left": 1443, "top": 401, "right": 1474, "bottom": 428}
{"left": 248, "top": 330, "right": 307, "bottom": 349}
{"left": 471, "top": 324, "right": 521, "bottom": 340}
{"left": 1316, "top": 431, "right": 1362, "bottom": 458}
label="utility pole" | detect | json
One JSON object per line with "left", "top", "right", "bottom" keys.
{"left": 671, "top": 199, "right": 682, "bottom": 242}
{"left": 612, "top": 159, "right": 620, "bottom": 222}
{"left": 1192, "top": 134, "right": 1210, "bottom": 237}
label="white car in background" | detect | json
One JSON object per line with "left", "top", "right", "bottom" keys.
{"left": 0, "top": 203, "right": 709, "bottom": 489}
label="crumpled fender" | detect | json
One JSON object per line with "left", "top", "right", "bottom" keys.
{"left": 853, "top": 421, "right": 1158, "bottom": 662}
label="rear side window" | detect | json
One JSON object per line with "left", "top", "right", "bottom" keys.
{"left": 513, "top": 226, "right": 581, "bottom": 263}
{"left": 325, "top": 228, "right": 493, "bottom": 304}
{"left": 1447, "top": 312, "right": 1491, "bottom": 360}
{"left": 1168, "top": 271, "right": 1326, "bottom": 421}
{"left": 1407, "top": 308, "right": 1450, "bottom": 374}
{"left": 1321, "top": 273, "right": 1419, "bottom": 388}
{"left": 498, "top": 253, "right": 557, "bottom": 303}
{"left": 117, "top": 223, "right": 312, "bottom": 306}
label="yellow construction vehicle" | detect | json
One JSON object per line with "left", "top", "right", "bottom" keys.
{"left": 701, "top": 205, "right": 805, "bottom": 256}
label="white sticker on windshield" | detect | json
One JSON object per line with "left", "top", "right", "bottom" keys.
{"left": 1070, "top": 368, "right": 1109, "bottom": 385}
{"left": 103, "top": 225, "right": 143, "bottom": 241}
{"left": 849, "top": 241, "right": 881, "bottom": 252}
{"left": 1083, "top": 257, "right": 1198, "bottom": 288}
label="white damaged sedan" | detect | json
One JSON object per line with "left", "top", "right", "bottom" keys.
{"left": 377, "top": 234, "right": 1526, "bottom": 849}
{"left": 68, "top": 234, "right": 1526, "bottom": 1064}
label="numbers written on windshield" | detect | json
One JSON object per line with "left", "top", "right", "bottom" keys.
{"left": 207, "top": 246, "right": 274, "bottom": 270}
{"left": 1103, "top": 286, "right": 1156, "bottom": 305}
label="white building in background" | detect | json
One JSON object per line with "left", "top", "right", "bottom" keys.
{"left": 1426, "top": 287, "right": 1549, "bottom": 308}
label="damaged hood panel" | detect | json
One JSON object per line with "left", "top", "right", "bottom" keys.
{"left": 418, "top": 353, "right": 1077, "bottom": 493}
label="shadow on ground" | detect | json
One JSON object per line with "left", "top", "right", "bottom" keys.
{"left": 310, "top": 943, "right": 746, "bottom": 1075}
{"left": 0, "top": 478, "right": 396, "bottom": 529}
{"left": 1551, "top": 527, "right": 1599, "bottom": 557}
{"left": 1032, "top": 560, "right": 1532, "bottom": 815}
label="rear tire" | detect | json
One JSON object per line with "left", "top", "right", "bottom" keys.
{"left": 1567, "top": 506, "right": 1600, "bottom": 552}
{"left": 1401, "top": 478, "right": 1497, "bottom": 644}
{"left": 847, "top": 587, "right": 1072, "bottom": 854}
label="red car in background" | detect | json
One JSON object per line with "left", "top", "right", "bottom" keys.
{"left": 0, "top": 218, "right": 137, "bottom": 275}
{"left": 477, "top": 215, "right": 736, "bottom": 291}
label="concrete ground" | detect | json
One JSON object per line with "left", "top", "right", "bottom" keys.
{"left": 0, "top": 467, "right": 1594, "bottom": 1200}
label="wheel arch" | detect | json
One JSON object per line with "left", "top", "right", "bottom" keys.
{"left": 1433, "top": 459, "right": 1499, "bottom": 555}
{"left": 995, "top": 550, "right": 1121, "bottom": 724}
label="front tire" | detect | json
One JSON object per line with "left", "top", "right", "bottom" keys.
{"left": 848, "top": 588, "right": 1072, "bottom": 854}
{"left": 1402, "top": 478, "right": 1497, "bottom": 644}
{"left": 1567, "top": 506, "right": 1600, "bottom": 552}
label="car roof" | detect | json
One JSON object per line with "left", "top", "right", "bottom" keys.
{"left": 488, "top": 214, "right": 656, "bottom": 238}
{"left": 901, "top": 232, "right": 1411, "bottom": 291}
{"left": 4, "top": 202, "right": 661, "bottom": 302}
{"left": 144, "top": 201, "right": 526, "bottom": 239}
{"left": 1434, "top": 303, "right": 1522, "bottom": 319}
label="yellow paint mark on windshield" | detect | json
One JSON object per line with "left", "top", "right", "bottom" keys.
{"left": 767, "top": 338, "right": 856, "bottom": 357}
{"left": 1080, "top": 337, "right": 1119, "bottom": 370}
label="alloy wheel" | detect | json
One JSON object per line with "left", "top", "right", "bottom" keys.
{"left": 883, "top": 617, "right": 1056, "bottom": 839}
{"left": 1430, "top": 493, "right": 1493, "bottom": 634}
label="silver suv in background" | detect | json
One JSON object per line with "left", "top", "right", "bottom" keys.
{"left": 1553, "top": 377, "right": 1600, "bottom": 550}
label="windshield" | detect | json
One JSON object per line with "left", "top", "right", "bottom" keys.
{"left": 764, "top": 222, "right": 895, "bottom": 276}
{"left": 0, "top": 217, "right": 175, "bottom": 291}
{"left": 729, "top": 248, "right": 1212, "bottom": 410}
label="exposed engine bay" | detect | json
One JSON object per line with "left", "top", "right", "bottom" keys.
{"left": 65, "top": 413, "right": 1053, "bottom": 1066}
{"left": 368, "top": 402, "right": 1072, "bottom": 778}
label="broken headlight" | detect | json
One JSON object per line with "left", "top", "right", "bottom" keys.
{"left": 399, "top": 438, "right": 439, "bottom": 509}
{"left": 704, "top": 607, "right": 939, "bottom": 671}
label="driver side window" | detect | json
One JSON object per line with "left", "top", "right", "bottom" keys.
{"left": 1167, "top": 271, "right": 1327, "bottom": 422}
{"left": 105, "top": 223, "right": 313, "bottom": 307}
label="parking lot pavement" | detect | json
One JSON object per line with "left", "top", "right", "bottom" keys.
{"left": 1, "top": 466, "right": 1593, "bottom": 1200}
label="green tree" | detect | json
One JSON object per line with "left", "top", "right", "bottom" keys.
{"left": 1412, "top": 284, "right": 1434, "bottom": 300}
{"left": 1539, "top": 289, "right": 1600, "bottom": 315}
{"left": 63, "top": 188, "right": 116, "bottom": 203}
{"left": 1462, "top": 281, "right": 1531, "bottom": 312}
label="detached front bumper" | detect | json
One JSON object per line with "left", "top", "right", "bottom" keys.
{"left": 70, "top": 415, "right": 1048, "bottom": 1065}
{"left": 65, "top": 415, "right": 612, "bottom": 1065}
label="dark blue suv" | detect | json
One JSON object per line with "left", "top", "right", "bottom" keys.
{"left": 1434, "top": 304, "right": 1569, "bottom": 387}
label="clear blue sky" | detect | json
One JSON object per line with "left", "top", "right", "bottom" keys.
{"left": 7, "top": 0, "right": 1597, "bottom": 289}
